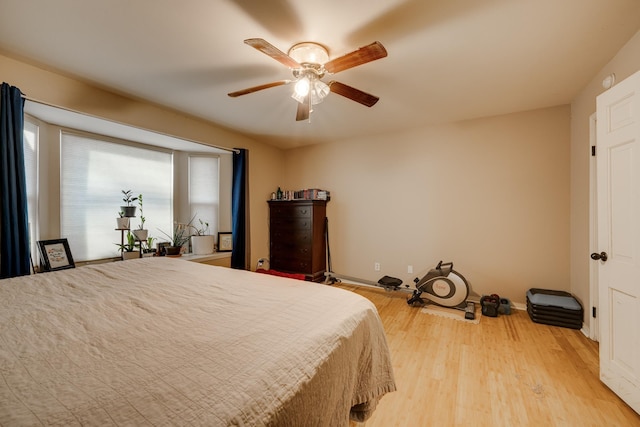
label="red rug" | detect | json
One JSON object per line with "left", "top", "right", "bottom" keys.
{"left": 255, "top": 268, "right": 306, "bottom": 281}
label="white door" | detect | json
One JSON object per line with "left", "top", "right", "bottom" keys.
{"left": 596, "top": 69, "right": 640, "bottom": 414}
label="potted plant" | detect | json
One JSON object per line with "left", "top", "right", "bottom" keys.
{"left": 116, "top": 231, "right": 139, "bottom": 260}
{"left": 158, "top": 220, "right": 192, "bottom": 256}
{"left": 142, "top": 236, "right": 156, "bottom": 257}
{"left": 132, "top": 193, "right": 148, "bottom": 242}
{"left": 116, "top": 211, "right": 130, "bottom": 230}
{"left": 190, "top": 218, "right": 214, "bottom": 255}
{"left": 121, "top": 190, "right": 138, "bottom": 218}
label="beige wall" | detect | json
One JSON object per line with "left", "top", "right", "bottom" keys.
{"left": 0, "top": 53, "right": 284, "bottom": 268}
{"left": 570, "top": 30, "right": 640, "bottom": 323}
{"left": 283, "top": 106, "right": 570, "bottom": 305}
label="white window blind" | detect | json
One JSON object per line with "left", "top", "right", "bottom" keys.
{"left": 61, "top": 133, "right": 173, "bottom": 261}
{"left": 189, "top": 155, "right": 219, "bottom": 237}
{"left": 23, "top": 120, "right": 39, "bottom": 262}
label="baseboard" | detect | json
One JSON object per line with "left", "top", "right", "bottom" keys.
{"left": 511, "top": 301, "right": 526, "bottom": 311}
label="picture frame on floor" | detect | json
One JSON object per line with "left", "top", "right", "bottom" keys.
{"left": 38, "top": 238, "right": 75, "bottom": 272}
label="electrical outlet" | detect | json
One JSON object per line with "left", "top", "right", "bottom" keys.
{"left": 374, "top": 262, "right": 381, "bottom": 271}
{"left": 407, "top": 265, "right": 413, "bottom": 274}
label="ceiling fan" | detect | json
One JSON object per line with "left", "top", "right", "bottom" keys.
{"left": 228, "top": 38, "right": 388, "bottom": 122}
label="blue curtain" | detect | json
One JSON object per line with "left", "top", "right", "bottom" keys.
{"left": 231, "top": 148, "right": 248, "bottom": 269}
{"left": 0, "top": 83, "right": 30, "bottom": 278}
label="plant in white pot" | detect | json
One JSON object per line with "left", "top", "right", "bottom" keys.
{"left": 132, "top": 193, "right": 148, "bottom": 242}
{"left": 116, "top": 231, "right": 139, "bottom": 260}
{"left": 120, "top": 190, "right": 137, "bottom": 218}
{"left": 116, "top": 211, "right": 130, "bottom": 230}
{"left": 190, "top": 219, "right": 214, "bottom": 255}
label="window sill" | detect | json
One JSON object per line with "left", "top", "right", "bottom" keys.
{"left": 181, "top": 252, "right": 230, "bottom": 261}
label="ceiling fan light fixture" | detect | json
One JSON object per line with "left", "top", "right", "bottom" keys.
{"left": 311, "top": 80, "right": 330, "bottom": 104}
{"left": 292, "top": 77, "right": 330, "bottom": 105}
{"left": 291, "top": 91, "right": 305, "bottom": 104}
{"left": 294, "top": 76, "right": 310, "bottom": 97}
{"left": 288, "top": 42, "right": 329, "bottom": 66}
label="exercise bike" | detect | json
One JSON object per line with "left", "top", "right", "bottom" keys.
{"left": 325, "top": 260, "right": 477, "bottom": 319}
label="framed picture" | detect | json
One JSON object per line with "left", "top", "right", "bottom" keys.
{"left": 218, "top": 232, "right": 233, "bottom": 252}
{"left": 157, "top": 241, "right": 171, "bottom": 256}
{"left": 38, "top": 238, "right": 75, "bottom": 272}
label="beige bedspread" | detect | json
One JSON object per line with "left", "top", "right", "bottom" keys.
{"left": 0, "top": 258, "right": 395, "bottom": 426}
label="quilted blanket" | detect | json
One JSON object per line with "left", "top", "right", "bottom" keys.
{"left": 0, "top": 258, "right": 395, "bottom": 426}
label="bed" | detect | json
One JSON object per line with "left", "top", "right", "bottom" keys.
{"left": 0, "top": 258, "right": 396, "bottom": 426}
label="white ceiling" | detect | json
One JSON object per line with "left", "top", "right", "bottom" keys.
{"left": 1, "top": 0, "right": 639, "bottom": 150}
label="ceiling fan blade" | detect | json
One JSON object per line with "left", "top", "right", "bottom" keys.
{"left": 296, "top": 97, "right": 310, "bottom": 121}
{"left": 323, "top": 41, "right": 387, "bottom": 74}
{"left": 227, "top": 80, "right": 291, "bottom": 97}
{"left": 328, "top": 81, "right": 379, "bottom": 107}
{"left": 244, "top": 38, "right": 301, "bottom": 69}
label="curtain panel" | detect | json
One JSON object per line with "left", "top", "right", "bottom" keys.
{"left": 0, "top": 83, "right": 30, "bottom": 278}
{"left": 231, "top": 148, "right": 248, "bottom": 269}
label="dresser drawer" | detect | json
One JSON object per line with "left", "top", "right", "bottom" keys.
{"left": 269, "top": 204, "right": 312, "bottom": 218}
{"left": 271, "top": 255, "right": 311, "bottom": 273}
{"left": 270, "top": 240, "right": 312, "bottom": 258}
{"left": 270, "top": 216, "right": 312, "bottom": 230}
{"left": 270, "top": 232, "right": 311, "bottom": 249}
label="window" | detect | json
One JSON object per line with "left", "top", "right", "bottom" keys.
{"left": 23, "top": 120, "right": 39, "bottom": 261}
{"left": 189, "top": 155, "right": 219, "bottom": 237}
{"left": 23, "top": 100, "right": 231, "bottom": 264}
{"left": 60, "top": 132, "right": 173, "bottom": 261}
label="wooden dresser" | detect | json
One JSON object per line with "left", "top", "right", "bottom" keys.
{"left": 268, "top": 200, "right": 327, "bottom": 281}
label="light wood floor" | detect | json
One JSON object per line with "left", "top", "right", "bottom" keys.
{"left": 337, "top": 283, "right": 640, "bottom": 427}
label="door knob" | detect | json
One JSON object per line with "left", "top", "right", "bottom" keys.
{"left": 590, "top": 251, "right": 608, "bottom": 262}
